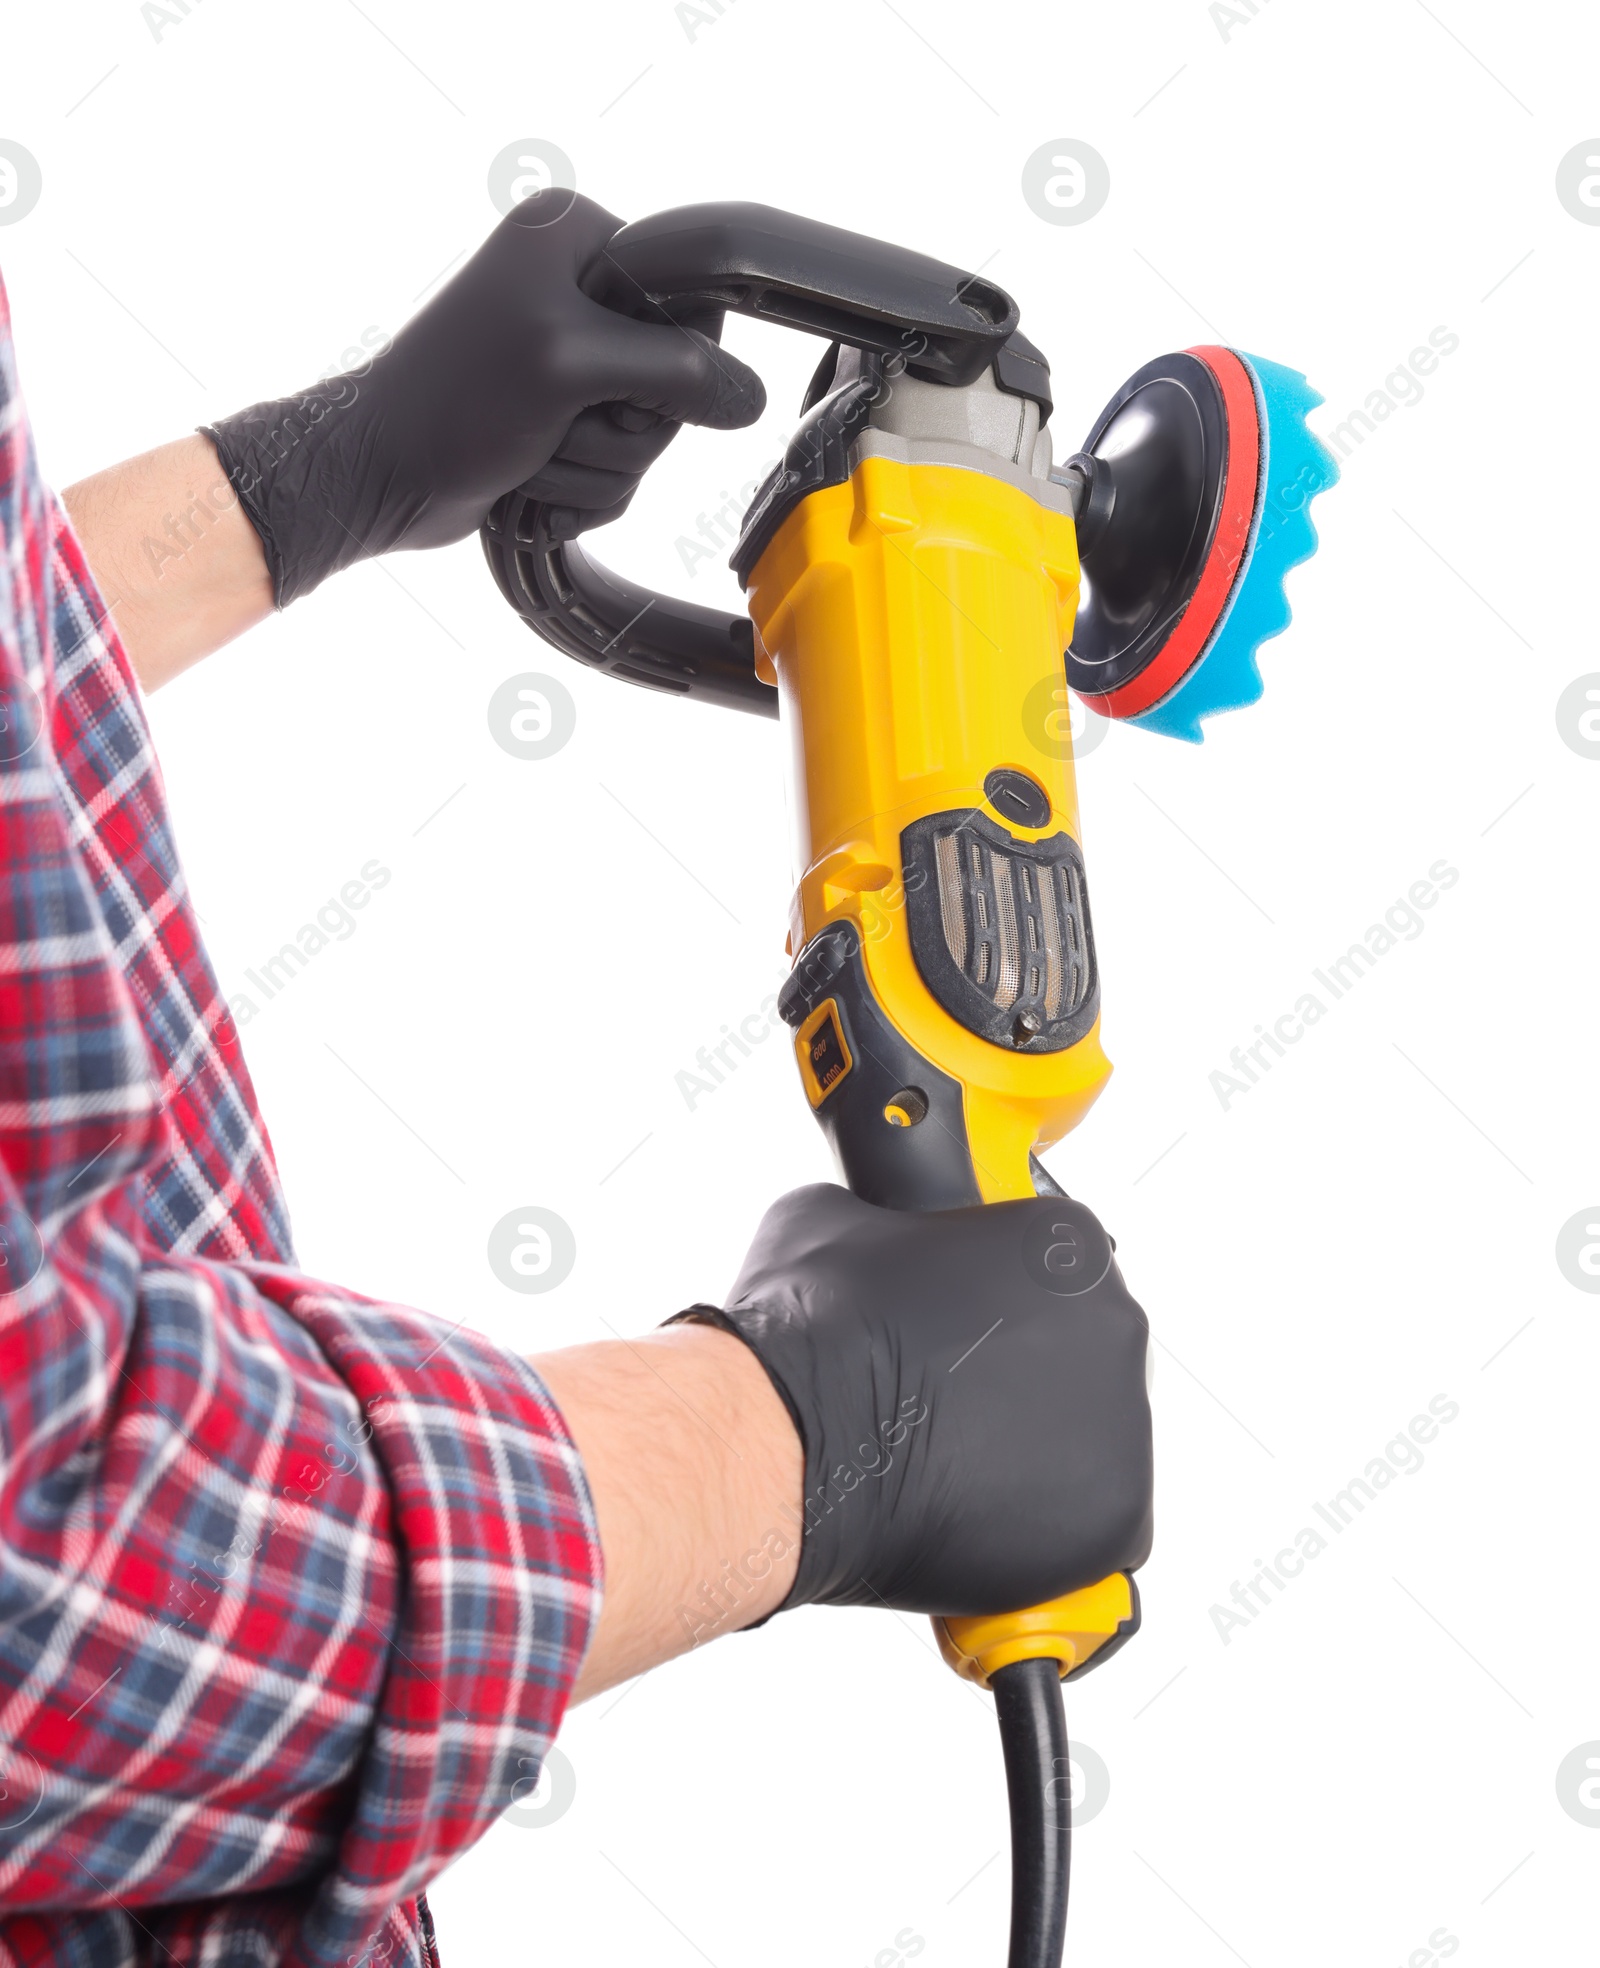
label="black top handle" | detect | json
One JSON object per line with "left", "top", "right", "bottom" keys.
{"left": 480, "top": 202, "right": 1021, "bottom": 719}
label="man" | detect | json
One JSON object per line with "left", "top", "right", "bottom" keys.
{"left": 0, "top": 191, "right": 1152, "bottom": 1967}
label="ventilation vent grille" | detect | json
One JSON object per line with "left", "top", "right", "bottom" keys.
{"left": 902, "top": 812, "right": 1098, "bottom": 1052}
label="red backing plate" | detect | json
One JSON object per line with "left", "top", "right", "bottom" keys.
{"left": 1079, "top": 346, "right": 1261, "bottom": 722}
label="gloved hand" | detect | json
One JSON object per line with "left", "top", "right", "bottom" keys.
{"left": 673, "top": 1184, "right": 1153, "bottom": 1618}
{"left": 203, "top": 191, "right": 766, "bottom": 606}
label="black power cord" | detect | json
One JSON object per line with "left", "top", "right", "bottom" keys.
{"left": 992, "top": 1657, "right": 1071, "bottom": 1968}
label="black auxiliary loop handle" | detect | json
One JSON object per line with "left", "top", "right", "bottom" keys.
{"left": 479, "top": 201, "right": 1022, "bottom": 717}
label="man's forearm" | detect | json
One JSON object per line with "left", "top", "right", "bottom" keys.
{"left": 533, "top": 1323, "right": 802, "bottom": 1702}
{"left": 62, "top": 434, "right": 273, "bottom": 692}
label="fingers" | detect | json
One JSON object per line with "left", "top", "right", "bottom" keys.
{"left": 584, "top": 310, "right": 766, "bottom": 431}
{"left": 504, "top": 188, "right": 626, "bottom": 259}
{"left": 607, "top": 404, "right": 665, "bottom": 434}
{"left": 516, "top": 404, "right": 686, "bottom": 510}
{"left": 554, "top": 405, "right": 680, "bottom": 473}
{"left": 677, "top": 327, "right": 767, "bottom": 428}
{"left": 515, "top": 456, "right": 640, "bottom": 510}
{"left": 533, "top": 487, "right": 639, "bottom": 537}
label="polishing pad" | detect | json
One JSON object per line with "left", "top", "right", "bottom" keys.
{"left": 1066, "top": 347, "right": 1337, "bottom": 742}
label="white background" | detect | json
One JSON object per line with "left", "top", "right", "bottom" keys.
{"left": 3, "top": 2, "right": 1598, "bottom": 1963}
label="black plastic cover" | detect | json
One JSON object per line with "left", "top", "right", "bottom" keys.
{"left": 778, "top": 921, "right": 982, "bottom": 1212}
{"left": 991, "top": 329, "right": 1053, "bottom": 422}
{"left": 730, "top": 367, "right": 881, "bottom": 586}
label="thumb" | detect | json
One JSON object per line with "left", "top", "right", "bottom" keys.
{"left": 586, "top": 311, "right": 766, "bottom": 430}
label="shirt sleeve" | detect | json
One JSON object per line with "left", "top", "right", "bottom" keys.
{"left": 0, "top": 273, "right": 602, "bottom": 1968}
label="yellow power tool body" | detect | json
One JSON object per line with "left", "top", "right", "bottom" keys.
{"left": 734, "top": 347, "right": 1135, "bottom": 1684}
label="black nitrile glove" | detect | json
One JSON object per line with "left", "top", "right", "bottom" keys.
{"left": 203, "top": 192, "right": 766, "bottom": 606}
{"left": 674, "top": 1184, "right": 1153, "bottom": 1618}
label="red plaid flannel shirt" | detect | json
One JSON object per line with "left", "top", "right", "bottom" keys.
{"left": 0, "top": 270, "right": 601, "bottom": 1966}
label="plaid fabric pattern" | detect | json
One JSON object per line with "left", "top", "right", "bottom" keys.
{"left": 0, "top": 270, "right": 601, "bottom": 1966}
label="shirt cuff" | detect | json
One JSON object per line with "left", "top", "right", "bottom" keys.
{"left": 253, "top": 1273, "right": 602, "bottom": 1968}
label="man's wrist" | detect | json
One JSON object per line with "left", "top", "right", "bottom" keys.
{"left": 62, "top": 435, "right": 274, "bottom": 691}
{"left": 532, "top": 1322, "right": 802, "bottom": 1702}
